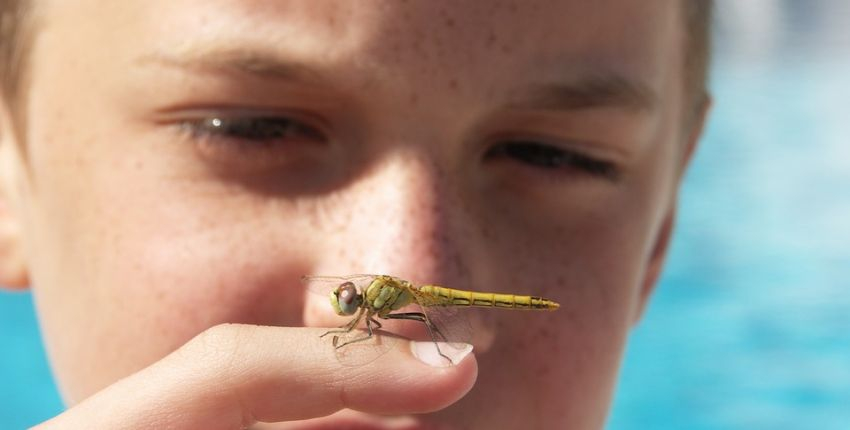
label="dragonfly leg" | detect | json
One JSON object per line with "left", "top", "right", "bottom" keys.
{"left": 384, "top": 312, "right": 452, "bottom": 362}
{"left": 320, "top": 307, "right": 365, "bottom": 339}
{"left": 333, "top": 311, "right": 380, "bottom": 349}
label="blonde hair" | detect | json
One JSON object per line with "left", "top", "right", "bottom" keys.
{"left": 685, "top": 0, "right": 713, "bottom": 108}
{"left": 0, "top": 0, "right": 35, "bottom": 105}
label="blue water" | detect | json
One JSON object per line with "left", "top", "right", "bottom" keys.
{"left": 608, "top": 2, "right": 850, "bottom": 428}
{"left": 2, "top": 3, "right": 849, "bottom": 429}
{"left": 0, "top": 293, "right": 63, "bottom": 428}
{"left": 608, "top": 60, "right": 850, "bottom": 426}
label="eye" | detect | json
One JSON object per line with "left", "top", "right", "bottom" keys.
{"left": 334, "top": 282, "right": 362, "bottom": 316}
{"left": 337, "top": 282, "right": 359, "bottom": 304}
{"left": 484, "top": 140, "right": 620, "bottom": 181}
{"left": 174, "top": 113, "right": 330, "bottom": 169}
{"left": 182, "top": 115, "right": 326, "bottom": 146}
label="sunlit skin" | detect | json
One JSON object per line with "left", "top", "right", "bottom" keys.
{"left": 0, "top": 0, "right": 707, "bottom": 428}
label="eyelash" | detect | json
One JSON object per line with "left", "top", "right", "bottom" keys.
{"left": 484, "top": 141, "right": 621, "bottom": 181}
{"left": 180, "top": 115, "right": 327, "bottom": 148}
{"left": 179, "top": 115, "right": 620, "bottom": 180}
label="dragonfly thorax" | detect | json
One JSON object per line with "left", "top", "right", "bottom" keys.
{"left": 330, "top": 281, "right": 363, "bottom": 316}
{"left": 364, "top": 276, "right": 416, "bottom": 315}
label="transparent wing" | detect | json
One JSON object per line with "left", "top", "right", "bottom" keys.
{"left": 302, "top": 274, "right": 393, "bottom": 367}
{"left": 302, "top": 275, "right": 476, "bottom": 366}
{"left": 301, "top": 274, "right": 378, "bottom": 297}
{"left": 406, "top": 289, "right": 473, "bottom": 355}
{"left": 324, "top": 327, "right": 405, "bottom": 367}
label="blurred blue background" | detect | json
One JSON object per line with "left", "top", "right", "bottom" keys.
{"left": 609, "top": 1, "right": 850, "bottom": 429}
{"left": 1, "top": 1, "right": 849, "bottom": 428}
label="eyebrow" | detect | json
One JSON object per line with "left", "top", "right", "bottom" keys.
{"left": 137, "top": 48, "right": 325, "bottom": 83}
{"left": 515, "top": 74, "right": 658, "bottom": 113}
{"left": 139, "top": 48, "right": 655, "bottom": 112}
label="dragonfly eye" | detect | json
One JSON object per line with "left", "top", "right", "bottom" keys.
{"left": 332, "top": 281, "right": 362, "bottom": 316}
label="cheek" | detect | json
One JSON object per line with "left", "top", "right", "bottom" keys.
{"left": 26, "top": 145, "right": 321, "bottom": 401}
{"left": 125, "top": 224, "right": 311, "bottom": 333}
{"left": 472, "top": 194, "right": 654, "bottom": 330}
{"left": 93, "top": 178, "right": 323, "bottom": 336}
{"left": 448, "top": 169, "right": 668, "bottom": 420}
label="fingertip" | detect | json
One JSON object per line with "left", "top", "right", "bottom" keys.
{"left": 425, "top": 344, "right": 478, "bottom": 411}
{"left": 408, "top": 344, "right": 478, "bottom": 413}
{"left": 340, "top": 341, "right": 478, "bottom": 414}
{"left": 410, "top": 341, "right": 474, "bottom": 367}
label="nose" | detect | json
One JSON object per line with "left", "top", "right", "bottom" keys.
{"left": 324, "top": 151, "right": 466, "bottom": 282}
{"left": 302, "top": 151, "right": 470, "bottom": 327}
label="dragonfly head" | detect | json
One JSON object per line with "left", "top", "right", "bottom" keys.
{"left": 330, "top": 281, "right": 363, "bottom": 316}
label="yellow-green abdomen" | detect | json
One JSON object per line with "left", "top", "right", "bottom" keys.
{"left": 418, "top": 286, "right": 559, "bottom": 310}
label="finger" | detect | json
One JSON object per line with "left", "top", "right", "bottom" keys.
{"left": 35, "top": 324, "right": 477, "bottom": 429}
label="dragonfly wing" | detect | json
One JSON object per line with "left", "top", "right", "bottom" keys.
{"left": 303, "top": 274, "right": 398, "bottom": 366}
{"left": 301, "top": 274, "right": 377, "bottom": 282}
{"left": 301, "top": 274, "right": 377, "bottom": 296}
{"left": 324, "top": 327, "right": 403, "bottom": 368}
{"left": 421, "top": 304, "right": 473, "bottom": 349}
{"left": 302, "top": 275, "right": 473, "bottom": 366}
{"left": 387, "top": 291, "right": 473, "bottom": 356}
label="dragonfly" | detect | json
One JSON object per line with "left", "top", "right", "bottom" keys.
{"left": 302, "top": 274, "right": 560, "bottom": 364}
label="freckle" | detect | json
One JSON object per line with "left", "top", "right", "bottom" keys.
{"left": 500, "top": 44, "right": 511, "bottom": 54}
{"left": 448, "top": 79, "right": 459, "bottom": 91}
{"left": 335, "top": 246, "right": 349, "bottom": 262}
{"left": 152, "top": 286, "right": 166, "bottom": 304}
{"left": 535, "top": 362, "right": 552, "bottom": 378}
{"left": 486, "top": 30, "right": 497, "bottom": 48}
{"left": 408, "top": 92, "right": 419, "bottom": 106}
{"left": 480, "top": 224, "right": 492, "bottom": 240}
{"left": 554, "top": 275, "right": 566, "bottom": 288}
{"left": 514, "top": 334, "right": 529, "bottom": 349}
{"left": 411, "top": 39, "right": 423, "bottom": 55}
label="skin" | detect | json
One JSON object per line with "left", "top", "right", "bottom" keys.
{"left": 0, "top": 0, "right": 708, "bottom": 429}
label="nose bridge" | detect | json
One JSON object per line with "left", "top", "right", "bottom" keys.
{"left": 323, "top": 151, "right": 464, "bottom": 284}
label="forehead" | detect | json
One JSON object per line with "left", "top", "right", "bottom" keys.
{"left": 37, "top": 0, "right": 683, "bottom": 92}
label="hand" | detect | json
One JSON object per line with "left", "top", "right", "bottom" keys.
{"left": 33, "top": 324, "right": 477, "bottom": 429}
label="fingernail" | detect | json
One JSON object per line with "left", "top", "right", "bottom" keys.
{"left": 411, "top": 341, "right": 473, "bottom": 367}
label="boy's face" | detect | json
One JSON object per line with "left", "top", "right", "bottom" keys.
{"left": 1, "top": 0, "right": 700, "bottom": 428}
